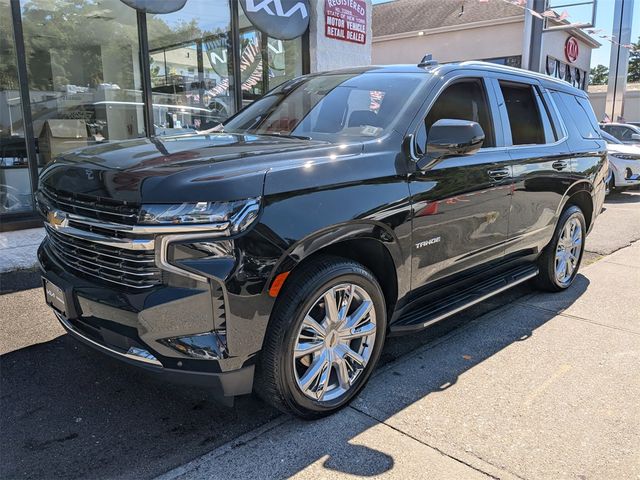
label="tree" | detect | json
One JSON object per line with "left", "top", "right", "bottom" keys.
{"left": 590, "top": 64, "right": 609, "bottom": 85}
{"left": 628, "top": 36, "right": 640, "bottom": 83}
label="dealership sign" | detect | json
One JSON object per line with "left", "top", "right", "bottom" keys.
{"left": 240, "top": 0, "right": 310, "bottom": 40}
{"left": 565, "top": 36, "right": 579, "bottom": 63}
{"left": 325, "top": 0, "right": 367, "bottom": 45}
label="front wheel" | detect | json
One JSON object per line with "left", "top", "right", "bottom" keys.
{"left": 535, "top": 205, "right": 586, "bottom": 292}
{"left": 255, "top": 256, "right": 386, "bottom": 419}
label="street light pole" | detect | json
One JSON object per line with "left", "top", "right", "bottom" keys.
{"left": 605, "top": 0, "right": 635, "bottom": 122}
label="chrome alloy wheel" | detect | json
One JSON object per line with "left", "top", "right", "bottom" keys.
{"left": 555, "top": 217, "right": 582, "bottom": 285}
{"left": 292, "top": 283, "right": 377, "bottom": 402}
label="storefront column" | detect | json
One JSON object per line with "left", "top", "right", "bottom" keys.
{"left": 9, "top": 0, "right": 38, "bottom": 211}
{"left": 308, "top": 0, "right": 372, "bottom": 73}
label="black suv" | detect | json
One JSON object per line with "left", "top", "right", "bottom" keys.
{"left": 38, "top": 62, "right": 607, "bottom": 418}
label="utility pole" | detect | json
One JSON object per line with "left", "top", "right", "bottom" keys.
{"left": 605, "top": 0, "right": 635, "bottom": 122}
{"left": 522, "top": 0, "right": 545, "bottom": 72}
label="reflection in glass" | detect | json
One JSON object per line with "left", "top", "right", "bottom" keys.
{"left": 20, "top": 0, "right": 145, "bottom": 168}
{"left": 238, "top": 7, "right": 302, "bottom": 109}
{"left": 1, "top": 0, "right": 33, "bottom": 214}
{"left": 147, "top": 0, "right": 234, "bottom": 134}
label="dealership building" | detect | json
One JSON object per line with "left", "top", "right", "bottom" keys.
{"left": 372, "top": 0, "right": 600, "bottom": 90}
{"left": 0, "top": 0, "right": 372, "bottom": 230}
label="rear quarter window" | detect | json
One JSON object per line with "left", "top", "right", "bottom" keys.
{"left": 552, "top": 91, "right": 601, "bottom": 140}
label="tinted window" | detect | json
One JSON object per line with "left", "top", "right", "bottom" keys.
{"left": 553, "top": 92, "right": 601, "bottom": 139}
{"left": 499, "top": 82, "right": 546, "bottom": 145}
{"left": 223, "top": 73, "right": 427, "bottom": 141}
{"left": 416, "top": 79, "right": 495, "bottom": 154}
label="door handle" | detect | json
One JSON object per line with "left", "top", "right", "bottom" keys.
{"left": 487, "top": 168, "right": 511, "bottom": 180}
{"left": 552, "top": 160, "right": 569, "bottom": 171}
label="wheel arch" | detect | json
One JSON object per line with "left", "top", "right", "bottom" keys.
{"left": 557, "top": 180, "right": 595, "bottom": 231}
{"left": 267, "top": 222, "right": 405, "bottom": 321}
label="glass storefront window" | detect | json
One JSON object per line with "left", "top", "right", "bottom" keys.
{"left": 20, "top": 0, "right": 145, "bottom": 168}
{"left": 1, "top": 0, "right": 33, "bottom": 214}
{"left": 238, "top": 8, "right": 303, "bottom": 109}
{"left": 1, "top": 0, "right": 308, "bottom": 225}
{"left": 147, "top": 0, "right": 234, "bottom": 134}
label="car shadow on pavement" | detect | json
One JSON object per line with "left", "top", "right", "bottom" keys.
{"left": 605, "top": 189, "right": 640, "bottom": 204}
{"left": 0, "top": 278, "right": 589, "bottom": 480}
{"left": 0, "top": 334, "right": 280, "bottom": 480}
{"left": 245, "top": 277, "right": 591, "bottom": 479}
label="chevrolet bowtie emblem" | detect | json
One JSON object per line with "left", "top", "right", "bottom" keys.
{"left": 46, "top": 210, "right": 67, "bottom": 228}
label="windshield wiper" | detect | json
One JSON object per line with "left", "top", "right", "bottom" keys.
{"left": 254, "top": 132, "right": 313, "bottom": 140}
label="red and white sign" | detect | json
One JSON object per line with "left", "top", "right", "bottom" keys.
{"left": 565, "top": 36, "right": 579, "bottom": 63}
{"left": 325, "top": 0, "right": 367, "bottom": 45}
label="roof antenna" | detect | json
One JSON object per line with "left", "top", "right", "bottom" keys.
{"left": 418, "top": 54, "right": 438, "bottom": 68}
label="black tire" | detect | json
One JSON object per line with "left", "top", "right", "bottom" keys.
{"left": 255, "top": 255, "right": 387, "bottom": 419}
{"left": 534, "top": 205, "right": 586, "bottom": 292}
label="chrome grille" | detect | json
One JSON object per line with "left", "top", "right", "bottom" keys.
{"left": 45, "top": 224, "right": 161, "bottom": 289}
{"left": 40, "top": 184, "right": 139, "bottom": 225}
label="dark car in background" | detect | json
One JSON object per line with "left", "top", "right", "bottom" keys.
{"left": 37, "top": 62, "right": 607, "bottom": 418}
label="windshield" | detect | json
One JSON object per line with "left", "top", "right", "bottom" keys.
{"left": 601, "top": 130, "right": 622, "bottom": 144}
{"left": 222, "top": 72, "right": 427, "bottom": 141}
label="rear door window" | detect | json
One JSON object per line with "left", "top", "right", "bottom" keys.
{"left": 498, "top": 81, "right": 550, "bottom": 145}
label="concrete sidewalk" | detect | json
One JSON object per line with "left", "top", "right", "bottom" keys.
{"left": 0, "top": 228, "right": 44, "bottom": 273}
{"left": 158, "top": 241, "right": 640, "bottom": 480}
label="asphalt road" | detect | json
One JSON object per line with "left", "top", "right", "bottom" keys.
{"left": 1, "top": 189, "right": 638, "bottom": 480}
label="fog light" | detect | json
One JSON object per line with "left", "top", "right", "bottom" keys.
{"left": 126, "top": 347, "right": 161, "bottom": 365}
{"left": 159, "top": 332, "right": 227, "bottom": 360}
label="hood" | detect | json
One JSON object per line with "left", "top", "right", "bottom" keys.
{"left": 607, "top": 143, "right": 640, "bottom": 156}
{"left": 39, "top": 133, "right": 362, "bottom": 204}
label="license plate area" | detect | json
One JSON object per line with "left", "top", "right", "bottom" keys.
{"left": 42, "top": 276, "right": 78, "bottom": 319}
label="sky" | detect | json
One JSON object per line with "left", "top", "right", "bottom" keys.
{"left": 370, "top": 0, "right": 639, "bottom": 69}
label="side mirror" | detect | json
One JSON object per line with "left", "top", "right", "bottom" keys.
{"left": 417, "top": 119, "right": 485, "bottom": 170}
{"left": 631, "top": 133, "right": 640, "bottom": 141}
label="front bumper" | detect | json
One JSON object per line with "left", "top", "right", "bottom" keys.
{"left": 38, "top": 239, "right": 261, "bottom": 397}
{"left": 55, "top": 311, "right": 254, "bottom": 394}
{"left": 610, "top": 157, "right": 640, "bottom": 187}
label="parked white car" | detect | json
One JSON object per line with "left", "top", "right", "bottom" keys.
{"left": 600, "top": 122, "right": 640, "bottom": 146}
{"left": 601, "top": 130, "right": 640, "bottom": 191}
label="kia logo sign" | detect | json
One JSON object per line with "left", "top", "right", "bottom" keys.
{"left": 240, "top": 0, "right": 310, "bottom": 40}
{"left": 120, "top": 0, "right": 187, "bottom": 13}
{"left": 565, "top": 36, "right": 579, "bottom": 63}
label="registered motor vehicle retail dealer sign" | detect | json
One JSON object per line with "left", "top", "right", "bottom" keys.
{"left": 325, "top": 0, "right": 367, "bottom": 45}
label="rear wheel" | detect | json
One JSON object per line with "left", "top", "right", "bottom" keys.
{"left": 535, "top": 205, "right": 586, "bottom": 292}
{"left": 255, "top": 256, "right": 386, "bottom": 419}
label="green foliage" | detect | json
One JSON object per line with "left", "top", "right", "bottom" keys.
{"left": 589, "top": 64, "right": 608, "bottom": 85}
{"left": 628, "top": 36, "right": 640, "bottom": 83}
{"left": 0, "top": 1, "right": 19, "bottom": 90}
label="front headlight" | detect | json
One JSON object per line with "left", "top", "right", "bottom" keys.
{"left": 139, "top": 198, "right": 260, "bottom": 233}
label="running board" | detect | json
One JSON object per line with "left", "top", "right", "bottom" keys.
{"left": 390, "top": 264, "right": 539, "bottom": 334}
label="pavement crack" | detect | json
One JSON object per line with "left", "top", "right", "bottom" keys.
{"left": 349, "top": 405, "right": 525, "bottom": 480}
{"left": 515, "top": 302, "right": 640, "bottom": 336}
